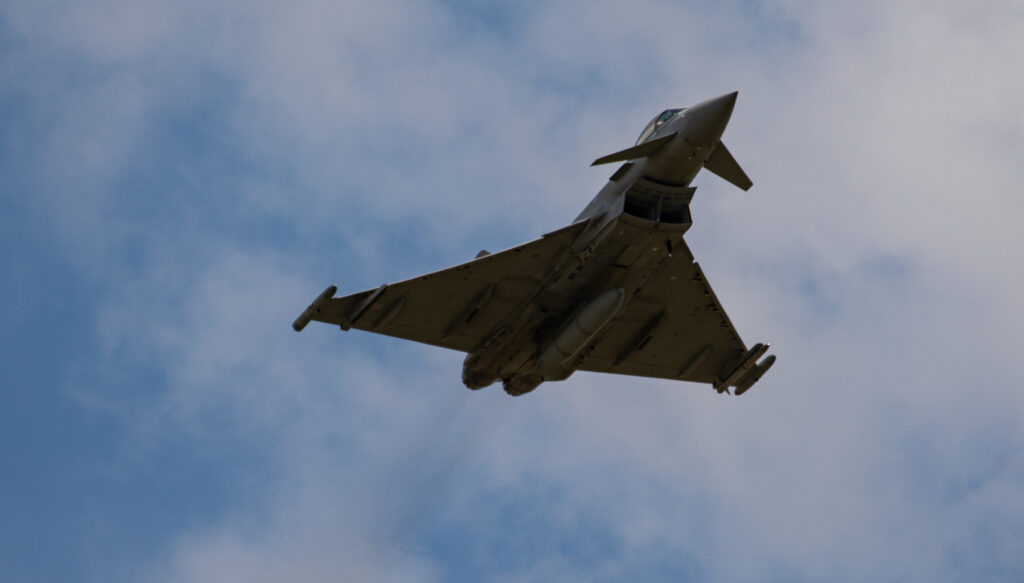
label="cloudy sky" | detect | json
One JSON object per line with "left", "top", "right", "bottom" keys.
{"left": 3, "top": 1, "right": 1024, "bottom": 581}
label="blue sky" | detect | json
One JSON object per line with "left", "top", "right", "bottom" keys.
{"left": 3, "top": 1, "right": 1024, "bottom": 581}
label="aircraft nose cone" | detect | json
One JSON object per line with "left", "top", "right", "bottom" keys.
{"left": 683, "top": 91, "right": 738, "bottom": 146}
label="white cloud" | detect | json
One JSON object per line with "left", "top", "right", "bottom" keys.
{"left": 6, "top": 0, "right": 1024, "bottom": 581}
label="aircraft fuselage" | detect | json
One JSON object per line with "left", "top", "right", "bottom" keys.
{"left": 294, "top": 91, "right": 774, "bottom": 397}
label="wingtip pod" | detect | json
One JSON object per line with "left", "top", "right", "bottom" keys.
{"left": 714, "top": 342, "right": 769, "bottom": 393}
{"left": 292, "top": 285, "right": 338, "bottom": 332}
{"left": 734, "top": 354, "right": 776, "bottom": 396}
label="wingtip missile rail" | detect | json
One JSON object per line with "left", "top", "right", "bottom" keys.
{"left": 734, "top": 354, "right": 776, "bottom": 396}
{"left": 293, "top": 285, "right": 338, "bottom": 332}
{"left": 714, "top": 342, "right": 769, "bottom": 394}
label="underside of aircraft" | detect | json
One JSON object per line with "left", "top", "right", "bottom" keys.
{"left": 294, "top": 92, "right": 775, "bottom": 396}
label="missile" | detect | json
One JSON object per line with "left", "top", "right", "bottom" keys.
{"left": 534, "top": 288, "right": 625, "bottom": 374}
{"left": 340, "top": 284, "right": 388, "bottom": 331}
{"left": 714, "top": 342, "right": 769, "bottom": 393}
{"left": 734, "top": 355, "right": 776, "bottom": 396}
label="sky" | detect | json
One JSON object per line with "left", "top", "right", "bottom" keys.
{"left": 2, "top": 1, "right": 1024, "bottom": 581}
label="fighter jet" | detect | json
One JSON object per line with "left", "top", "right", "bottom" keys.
{"left": 293, "top": 92, "right": 775, "bottom": 396}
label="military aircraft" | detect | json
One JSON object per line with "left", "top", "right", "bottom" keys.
{"left": 293, "top": 91, "right": 775, "bottom": 396}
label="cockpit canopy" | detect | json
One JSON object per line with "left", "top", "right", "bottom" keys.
{"left": 635, "top": 108, "right": 684, "bottom": 145}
